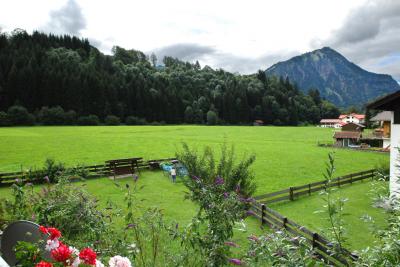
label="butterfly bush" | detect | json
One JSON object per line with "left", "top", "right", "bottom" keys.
{"left": 18, "top": 226, "right": 133, "bottom": 267}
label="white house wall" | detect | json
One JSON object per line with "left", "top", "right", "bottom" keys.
{"left": 390, "top": 112, "right": 400, "bottom": 196}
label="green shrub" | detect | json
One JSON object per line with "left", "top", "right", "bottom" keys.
{"left": 7, "top": 105, "right": 35, "bottom": 125}
{"left": 0, "top": 111, "right": 10, "bottom": 126}
{"left": 77, "top": 114, "right": 100, "bottom": 125}
{"left": 64, "top": 110, "right": 77, "bottom": 125}
{"left": 104, "top": 115, "right": 121, "bottom": 125}
{"left": 125, "top": 116, "right": 147, "bottom": 125}
{"left": 206, "top": 110, "right": 218, "bottom": 125}
{"left": 37, "top": 106, "right": 66, "bottom": 125}
{"left": 3, "top": 176, "right": 106, "bottom": 244}
{"left": 176, "top": 142, "right": 256, "bottom": 197}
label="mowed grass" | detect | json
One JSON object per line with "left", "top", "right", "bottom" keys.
{"left": 0, "top": 170, "right": 264, "bottom": 252}
{"left": 0, "top": 126, "right": 390, "bottom": 250}
{"left": 0, "top": 126, "right": 389, "bottom": 194}
{"left": 270, "top": 180, "right": 389, "bottom": 251}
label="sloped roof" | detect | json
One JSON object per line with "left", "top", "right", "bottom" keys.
{"left": 333, "top": 131, "right": 361, "bottom": 139}
{"left": 338, "top": 113, "right": 365, "bottom": 119}
{"left": 370, "top": 111, "right": 392, "bottom": 122}
{"left": 320, "top": 119, "right": 341, "bottom": 123}
{"left": 342, "top": 122, "right": 365, "bottom": 128}
{"left": 367, "top": 90, "right": 400, "bottom": 111}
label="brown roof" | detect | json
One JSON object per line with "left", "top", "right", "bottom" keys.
{"left": 367, "top": 90, "right": 400, "bottom": 111}
{"left": 333, "top": 131, "right": 361, "bottom": 139}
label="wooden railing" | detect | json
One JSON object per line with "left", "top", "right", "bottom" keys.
{"left": 249, "top": 169, "right": 378, "bottom": 266}
{"left": 254, "top": 169, "right": 376, "bottom": 204}
{"left": 0, "top": 157, "right": 177, "bottom": 186}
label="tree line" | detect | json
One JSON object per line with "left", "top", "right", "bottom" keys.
{"left": 0, "top": 29, "right": 340, "bottom": 126}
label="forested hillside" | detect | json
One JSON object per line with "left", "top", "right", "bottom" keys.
{"left": 0, "top": 30, "right": 339, "bottom": 126}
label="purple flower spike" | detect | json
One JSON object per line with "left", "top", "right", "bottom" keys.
{"left": 248, "top": 235, "right": 259, "bottom": 242}
{"left": 228, "top": 258, "right": 243, "bottom": 265}
{"left": 224, "top": 241, "right": 239, "bottom": 247}
{"left": 26, "top": 182, "right": 33, "bottom": 187}
{"left": 246, "top": 210, "right": 256, "bottom": 216}
{"left": 133, "top": 174, "right": 139, "bottom": 182}
{"left": 15, "top": 178, "right": 20, "bottom": 184}
{"left": 126, "top": 223, "right": 136, "bottom": 229}
{"left": 223, "top": 192, "right": 230, "bottom": 198}
{"left": 192, "top": 175, "right": 200, "bottom": 181}
{"left": 214, "top": 176, "right": 224, "bottom": 185}
{"left": 44, "top": 176, "right": 50, "bottom": 183}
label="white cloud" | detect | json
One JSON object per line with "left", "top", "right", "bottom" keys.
{"left": 4, "top": 0, "right": 399, "bottom": 78}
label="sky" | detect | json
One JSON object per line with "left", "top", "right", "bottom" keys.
{"left": 1, "top": 0, "right": 399, "bottom": 81}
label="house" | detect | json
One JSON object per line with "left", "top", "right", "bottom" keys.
{"left": 320, "top": 119, "right": 344, "bottom": 128}
{"left": 371, "top": 111, "right": 392, "bottom": 138}
{"left": 253, "top": 120, "right": 264, "bottom": 126}
{"left": 341, "top": 122, "right": 365, "bottom": 132}
{"left": 339, "top": 113, "right": 366, "bottom": 124}
{"left": 367, "top": 91, "right": 400, "bottom": 197}
{"left": 333, "top": 131, "right": 362, "bottom": 147}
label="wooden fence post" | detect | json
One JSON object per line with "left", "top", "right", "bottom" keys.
{"left": 308, "top": 184, "right": 311, "bottom": 196}
{"left": 350, "top": 173, "right": 353, "bottom": 184}
{"left": 289, "top": 187, "right": 294, "bottom": 201}
{"left": 282, "top": 217, "right": 288, "bottom": 229}
{"left": 312, "top": 232, "right": 318, "bottom": 249}
{"left": 261, "top": 204, "right": 266, "bottom": 225}
{"left": 338, "top": 176, "right": 341, "bottom": 188}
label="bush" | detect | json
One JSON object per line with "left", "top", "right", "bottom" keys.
{"left": 125, "top": 116, "right": 147, "bottom": 125}
{"left": 77, "top": 115, "right": 100, "bottom": 125}
{"left": 7, "top": 105, "right": 35, "bottom": 125}
{"left": 37, "top": 106, "right": 66, "bottom": 125}
{"left": 64, "top": 110, "right": 77, "bottom": 125}
{"left": 104, "top": 115, "right": 121, "bottom": 125}
{"left": 177, "top": 142, "right": 257, "bottom": 197}
{"left": 3, "top": 176, "right": 106, "bottom": 243}
{"left": 0, "top": 111, "right": 10, "bottom": 126}
{"left": 206, "top": 110, "right": 218, "bottom": 125}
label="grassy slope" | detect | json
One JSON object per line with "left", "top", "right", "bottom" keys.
{"left": 270, "top": 180, "right": 388, "bottom": 251}
{"left": 0, "top": 126, "right": 389, "bottom": 194}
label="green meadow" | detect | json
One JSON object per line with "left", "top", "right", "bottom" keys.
{"left": 0, "top": 125, "right": 390, "bottom": 250}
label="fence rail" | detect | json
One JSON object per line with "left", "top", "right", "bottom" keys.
{"left": 250, "top": 169, "right": 378, "bottom": 266}
{"left": 255, "top": 169, "right": 376, "bottom": 204}
{"left": 0, "top": 157, "right": 177, "bottom": 186}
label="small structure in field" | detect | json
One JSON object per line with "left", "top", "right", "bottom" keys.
{"left": 367, "top": 90, "right": 400, "bottom": 197}
{"left": 253, "top": 120, "right": 264, "bottom": 126}
{"left": 319, "top": 119, "right": 343, "bottom": 128}
{"left": 341, "top": 122, "right": 365, "bottom": 132}
{"left": 333, "top": 131, "right": 362, "bottom": 147}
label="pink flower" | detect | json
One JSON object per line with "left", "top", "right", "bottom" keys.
{"left": 248, "top": 235, "right": 259, "bottom": 242}
{"left": 35, "top": 261, "right": 53, "bottom": 267}
{"left": 45, "top": 239, "right": 60, "bottom": 251}
{"left": 109, "top": 255, "right": 132, "bottom": 267}
{"left": 51, "top": 243, "right": 72, "bottom": 263}
{"left": 47, "top": 227, "right": 61, "bottom": 240}
{"left": 229, "top": 258, "right": 243, "bottom": 265}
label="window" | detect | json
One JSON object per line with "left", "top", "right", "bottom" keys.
{"left": 394, "top": 108, "right": 400, "bottom": 124}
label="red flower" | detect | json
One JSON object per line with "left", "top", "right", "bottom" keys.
{"left": 35, "top": 261, "right": 53, "bottom": 267}
{"left": 47, "top": 227, "right": 61, "bottom": 240}
{"left": 51, "top": 243, "right": 72, "bottom": 263}
{"left": 79, "top": 248, "right": 97, "bottom": 265}
{"left": 39, "top": 226, "right": 48, "bottom": 235}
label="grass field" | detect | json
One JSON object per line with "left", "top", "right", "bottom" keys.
{"left": 0, "top": 125, "right": 390, "bottom": 251}
{"left": 0, "top": 126, "right": 389, "bottom": 194}
{"left": 271, "top": 180, "right": 388, "bottom": 251}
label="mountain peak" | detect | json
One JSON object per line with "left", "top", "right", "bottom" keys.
{"left": 265, "top": 48, "right": 400, "bottom": 107}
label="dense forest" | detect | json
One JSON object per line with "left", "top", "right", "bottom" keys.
{"left": 0, "top": 29, "right": 340, "bottom": 126}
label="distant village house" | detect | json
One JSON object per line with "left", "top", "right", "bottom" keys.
{"left": 367, "top": 91, "right": 400, "bottom": 197}
{"left": 319, "top": 113, "right": 365, "bottom": 128}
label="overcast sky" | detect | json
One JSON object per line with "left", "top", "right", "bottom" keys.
{"left": 1, "top": 0, "right": 399, "bottom": 80}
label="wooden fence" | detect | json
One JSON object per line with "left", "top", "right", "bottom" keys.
{"left": 0, "top": 157, "right": 177, "bottom": 186}
{"left": 255, "top": 169, "right": 376, "bottom": 204}
{"left": 249, "top": 169, "right": 378, "bottom": 266}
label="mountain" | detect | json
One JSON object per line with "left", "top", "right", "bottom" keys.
{"left": 265, "top": 47, "right": 400, "bottom": 107}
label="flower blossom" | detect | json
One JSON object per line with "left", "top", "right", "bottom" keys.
{"left": 229, "top": 258, "right": 243, "bottom": 265}
{"left": 214, "top": 176, "right": 224, "bottom": 185}
{"left": 109, "top": 255, "right": 132, "bottom": 267}
{"left": 47, "top": 227, "right": 61, "bottom": 240}
{"left": 224, "top": 241, "right": 239, "bottom": 247}
{"left": 35, "top": 261, "right": 53, "bottom": 267}
{"left": 95, "top": 259, "right": 105, "bottom": 267}
{"left": 51, "top": 243, "right": 72, "bottom": 263}
{"left": 45, "top": 239, "right": 60, "bottom": 251}
{"left": 79, "top": 248, "right": 97, "bottom": 265}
